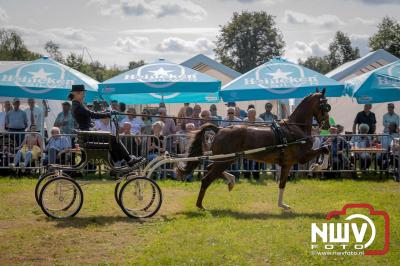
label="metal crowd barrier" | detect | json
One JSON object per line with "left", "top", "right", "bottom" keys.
{"left": 0, "top": 131, "right": 44, "bottom": 172}
{"left": 160, "top": 133, "right": 400, "bottom": 179}
{"left": 0, "top": 130, "right": 398, "bottom": 179}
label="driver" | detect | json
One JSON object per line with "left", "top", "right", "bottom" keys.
{"left": 68, "top": 84, "right": 146, "bottom": 168}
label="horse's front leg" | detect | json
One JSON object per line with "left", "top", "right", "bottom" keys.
{"left": 278, "top": 165, "right": 292, "bottom": 210}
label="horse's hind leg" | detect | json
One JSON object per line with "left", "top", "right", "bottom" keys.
{"left": 196, "top": 162, "right": 230, "bottom": 210}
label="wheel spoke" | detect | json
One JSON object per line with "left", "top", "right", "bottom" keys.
{"left": 119, "top": 177, "right": 162, "bottom": 218}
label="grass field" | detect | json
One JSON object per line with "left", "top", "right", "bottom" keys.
{"left": 0, "top": 176, "right": 398, "bottom": 265}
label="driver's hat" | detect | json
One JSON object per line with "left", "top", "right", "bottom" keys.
{"left": 68, "top": 85, "right": 86, "bottom": 100}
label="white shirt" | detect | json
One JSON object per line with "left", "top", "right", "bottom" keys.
{"left": 120, "top": 117, "right": 144, "bottom": 135}
{"left": 243, "top": 117, "right": 264, "bottom": 124}
{"left": 94, "top": 119, "right": 116, "bottom": 134}
{"left": 220, "top": 116, "right": 242, "bottom": 127}
{"left": 25, "top": 106, "right": 44, "bottom": 132}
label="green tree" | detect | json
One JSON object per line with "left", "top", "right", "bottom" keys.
{"left": 327, "top": 31, "right": 360, "bottom": 69}
{"left": 214, "top": 11, "right": 285, "bottom": 73}
{"left": 44, "top": 41, "right": 63, "bottom": 62}
{"left": 298, "top": 56, "right": 332, "bottom": 74}
{"left": 299, "top": 31, "right": 360, "bottom": 73}
{"left": 369, "top": 16, "right": 400, "bottom": 58}
{"left": 0, "top": 28, "right": 41, "bottom": 60}
{"left": 128, "top": 60, "right": 145, "bottom": 70}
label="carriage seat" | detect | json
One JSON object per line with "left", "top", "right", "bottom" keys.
{"left": 76, "top": 130, "right": 112, "bottom": 150}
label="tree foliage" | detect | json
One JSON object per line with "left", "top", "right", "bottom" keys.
{"left": 369, "top": 16, "right": 400, "bottom": 58}
{"left": 0, "top": 28, "right": 41, "bottom": 60}
{"left": 214, "top": 11, "right": 285, "bottom": 73}
{"left": 328, "top": 31, "right": 360, "bottom": 70}
{"left": 128, "top": 60, "right": 145, "bottom": 70}
{"left": 299, "top": 31, "right": 360, "bottom": 74}
{"left": 0, "top": 28, "right": 144, "bottom": 82}
{"left": 44, "top": 41, "right": 63, "bottom": 62}
{"left": 65, "top": 53, "right": 124, "bottom": 82}
{"left": 298, "top": 56, "right": 332, "bottom": 74}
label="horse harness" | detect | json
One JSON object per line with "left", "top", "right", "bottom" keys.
{"left": 271, "top": 120, "right": 288, "bottom": 164}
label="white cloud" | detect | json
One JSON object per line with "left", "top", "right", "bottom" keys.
{"left": 220, "top": 0, "right": 282, "bottom": 4}
{"left": 285, "top": 40, "right": 329, "bottom": 62}
{"left": 157, "top": 37, "right": 215, "bottom": 54}
{"left": 356, "top": 0, "right": 400, "bottom": 5}
{"left": 120, "top": 27, "right": 218, "bottom": 35}
{"left": 4, "top": 25, "right": 94, "bottom": 51}
{"left": 350, "top": 17, "right": 378, "bottom": 26}
{"left": 283, "top": 10, "right": 345, "bottom": 28}
{"left": 94, "top": 0, "right": 207, "bottom": 20}
{"left": 114, "top": 36, "right": 149, "bottom": 52}
{"left": 0, "top": 7, "right": 8, "bottom": 23}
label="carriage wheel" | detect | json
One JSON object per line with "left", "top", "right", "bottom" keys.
{"left": 35, "top": 172, "right": 71, "bottom": 205}
{"left": 114, "top": 181, "right": 123, "bottom": 207}
{"left": 39, "top": 176, "right": 83, "bottom": 219}
{"left": 114, "top": 173, "right": 139, "bottom": 207}
{"left": 119, "top": 176, "right": 162, "bottom": 218}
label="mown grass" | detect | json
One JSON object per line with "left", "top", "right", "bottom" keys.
{"left": 0, "top": 177, "right": 398, "bottom": 265}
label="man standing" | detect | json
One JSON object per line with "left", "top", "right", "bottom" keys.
{"left": 220, "top": 107, "right": 242, "bottom": 127}
{"left": 383, "top": 103, "right": 399, "bottom": 133}
{"left": 227, "top": 102, "right": 247, "bottom": 119}
{"left": 25, "top": 98, "right": 46, "bottom": 134}
{"left": 0, "top": 101, "right": 11, "bottom": 132}
{"left": 353, "top": 104, "right": 376, "bottom": 134}
{"left": 5, "top": 98, "right": 28, "bottom": 146}
{"left": 259, "top": 103, "right": 278, "bottom": 122}
{"left": 54, "top": 102, "right": 75, "bottom": 134}
{"left": 159, "top": 107, "right": 176, "bottom": 136}
{"left": 189, "top": 104, "right": 202, "bottom": 129}
{"left": 209, "top": 104, "right": 221, "bottom": 126}
{"left": 158, "top": 107, "right": 177, "bottom": 157}
{"left": 243, "top": 108, "right": 263, "bottom": 179}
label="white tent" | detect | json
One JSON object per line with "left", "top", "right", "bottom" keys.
{"left": 326, "top": 49, "right": 399, "bottom": 133}
{"left": 0, "top": 61, "right": 62, "bottom": 136}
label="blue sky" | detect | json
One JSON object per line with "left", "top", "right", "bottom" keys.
{"left": 0, "top": 0, "right": 399, "bottom": 67}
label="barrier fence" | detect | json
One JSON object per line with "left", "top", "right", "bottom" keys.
{"left": 0, "top": 131, "right": 399, "bottom": 179}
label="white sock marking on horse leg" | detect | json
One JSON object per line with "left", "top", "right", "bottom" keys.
{"left": 222, "top": 171, "right": 235, "bottom": 191}
{"left": 278, "top": 188, "right": 290, "bottom": 210}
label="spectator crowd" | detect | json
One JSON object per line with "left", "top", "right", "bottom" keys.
{"left": 0, "top": 98, "right": 399, "bottom": 180}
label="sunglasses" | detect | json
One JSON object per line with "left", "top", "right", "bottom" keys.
{"left": 228, "top": 112, "right": 234, "bottom": 114}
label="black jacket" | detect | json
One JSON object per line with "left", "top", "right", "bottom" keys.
{"left": 72, "top": 100, "right": 110, "bottom": 130}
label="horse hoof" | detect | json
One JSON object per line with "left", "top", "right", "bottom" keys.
{"left": 228, "top": 182, "right": 235, "bottom": 191}
{"left": 196, "top": 204, "right": 206, "bottom": 211}
{"left": 278, "top": 204, "right": 291, "bottom": 211}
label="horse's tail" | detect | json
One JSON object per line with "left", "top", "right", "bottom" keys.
{"left": 176, "top": 123, "right": 219, "bottom": 177}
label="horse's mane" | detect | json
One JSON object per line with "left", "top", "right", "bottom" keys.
{"left": 289, "top": 92, "right": 321, "bottom": 120}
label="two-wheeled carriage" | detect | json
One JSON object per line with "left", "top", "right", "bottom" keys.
{"left": 35, "top": 114, "right": 162, "bottom": 219}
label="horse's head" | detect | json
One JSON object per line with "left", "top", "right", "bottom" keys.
{"left": 313, "top": 88, "right": 331, "bottom": 130}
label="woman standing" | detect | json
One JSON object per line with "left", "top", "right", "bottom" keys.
{"left": 69, "top": 85, "right": 146, "bottom": 168}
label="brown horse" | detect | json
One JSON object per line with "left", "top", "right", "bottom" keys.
{"left": 176, "top": 90, "right": 331, "bottom": 211}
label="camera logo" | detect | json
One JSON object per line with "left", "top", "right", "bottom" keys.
{"left": 311, "top": 203, "right": 390, "bottom": 256}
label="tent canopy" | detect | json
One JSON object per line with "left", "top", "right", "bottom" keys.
{"left": 99, "top": 59, "right": 221, "bottom": 97}
{"left": 106, "top": 91, "right": 219, "bottom": 104}
{"left": 345, "top": 60, "right": 400, "bottom": 104}
{"left": 0, "top": 57, "right": 100, "bottom": 102}
{"left": 220, "top": 57, "right": 344, "bottom": 102}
